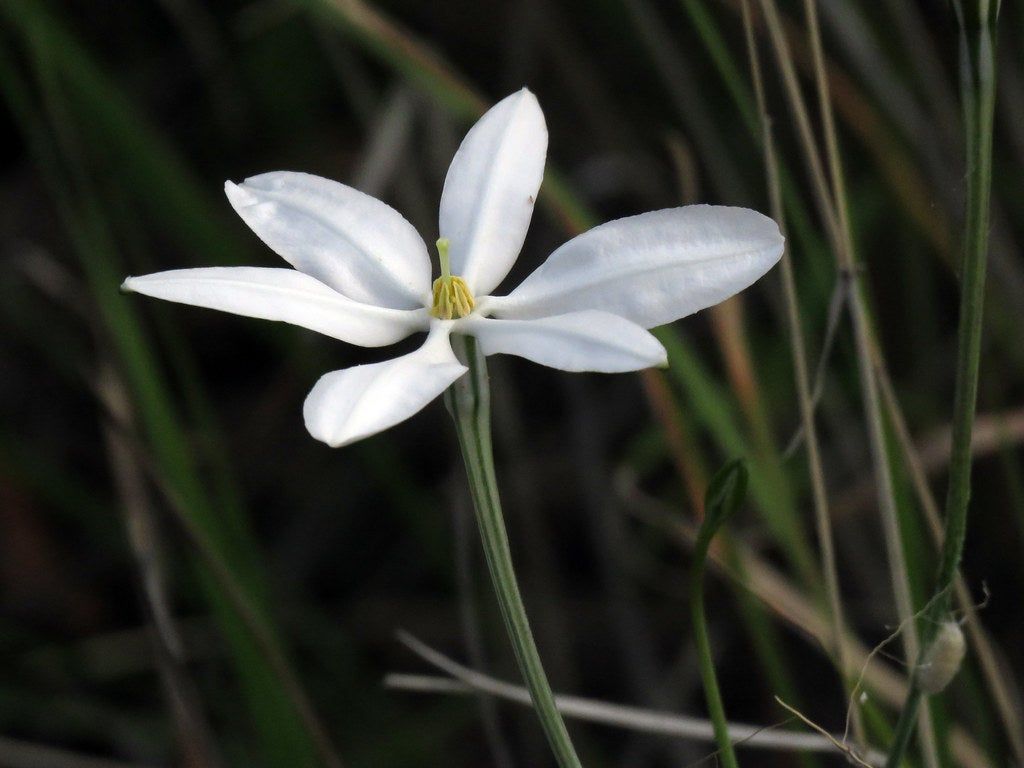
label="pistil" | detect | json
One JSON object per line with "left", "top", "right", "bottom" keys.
{"left": 430, "top": 238, "right": 476, "bottom": 319}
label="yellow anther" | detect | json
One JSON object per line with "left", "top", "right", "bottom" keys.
{"left": 430, "top": 237, "right": 475, "bottom": 319}
{"left": 431, "top": 275, "right": 475, "bottom": 319}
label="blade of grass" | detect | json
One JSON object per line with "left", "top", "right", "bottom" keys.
{"left": 676, "top": 0, "right": 836, "bottom": 307}
{"left": 660, "top": 107, "right": 821, "bottom": 599}
{"left": 638, "top": 310, "right": 815, "bottom": 768}
{"left": 3, "top": 1, "right": 249, "bottom": 268}
{"left": 621, "top": 0, "right": 748, "bottom": 201}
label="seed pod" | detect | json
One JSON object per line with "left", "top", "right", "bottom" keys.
{"left": 918, "top": 621, "right": 966, "bottom": 694}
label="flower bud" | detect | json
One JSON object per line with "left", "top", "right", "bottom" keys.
{"left": 918, "top": 621, "right": 966, "bottom": 694}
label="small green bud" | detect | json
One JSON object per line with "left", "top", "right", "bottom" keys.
{"left": 701, "top": 458, "right": 749, "bottom": 539}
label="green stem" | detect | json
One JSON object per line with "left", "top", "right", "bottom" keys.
{"left": 885, "top": 4, "right": 997, "bottom": 766}
{"left": 444, "top": 335, "right": 583, "bottom": 768}
{"left": 690, "top": 553, "right": 739, "bottom": 768}
{"left": 690, "top": 461, "right": 748, "bottom": 768}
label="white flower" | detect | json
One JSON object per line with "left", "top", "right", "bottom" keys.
{"left": 123, "top": 89, "right": 783, "bottom": 448}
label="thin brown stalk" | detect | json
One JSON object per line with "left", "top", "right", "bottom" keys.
{"left": 719, "top": 0, "right": 953, "bottom": 260}
{"left": 741, "top": 0, "right": 862, "bottom": 745}
{"left": 388, "top": 632, "right": 888, "bottom": 765}
{"left": 756, "top": 0, "right": 939, "bottom": 760}
{"left": 0, "top": 737, "right": 154, "bottom": 768}
{"left": 709, "top": 297, "right": 771, "bottom": 448}
{"left": 97, "top": 366, "right": 223, "bottom": 768}
{"left": 750, "top": 0, "right": 838, "bottom": 244}
{"left": 109, "top": 427, "right": 346, "bottom": 768}
{"left": 21, "top": 249, "right": 223, "bottom": 767}
{"left": 640, "top": 370, "right": 708, "bottom": 515}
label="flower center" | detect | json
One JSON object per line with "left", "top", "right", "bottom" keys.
{"left": 430, "top": 237, "right": 475, "bottom": 319}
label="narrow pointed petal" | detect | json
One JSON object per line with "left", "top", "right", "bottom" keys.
{"left": 226, "top": 172, "right": 431, "bottom": 309}
{"left": 439, "top": 89, "right": 547, "bottom": 295}
{"left": 488, "top": 206, "right": 784, "bottom": 328}
{"left": 461, "top": 311, "right": 667, "bottom": 372}
{"left": 303, "top": 324, "right": 466, "bottom": 448}
{"left": 122, "top": 268, "right": 427, "bottom": 347}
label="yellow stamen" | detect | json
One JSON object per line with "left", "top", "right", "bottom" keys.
{"left": 430, "top": 238, "right": 476, "bottom": 319}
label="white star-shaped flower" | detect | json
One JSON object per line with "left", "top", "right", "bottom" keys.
{"left": 123, "top": 89, "right": 783, "bottom": 448}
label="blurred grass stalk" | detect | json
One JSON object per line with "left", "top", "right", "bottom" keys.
{"left": 738, "top": 0, "right": 864, "bottom": 747}
{"left": 885, "top": 2, "right": 999, "bottom": 766}
{"left": 752, "top": 0, "right": 943, "bottom": 759}
{"left": 96, "top": 364, "right": 224, "bottom": 768}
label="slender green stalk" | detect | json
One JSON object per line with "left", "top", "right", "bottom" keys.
{"left": 444, "top": 335, "right": 583, "bottom": 768}
{"left": 885, "top": 3, "right": 998, "bottom": 766}
{"left": 937, "top": 0, "right": 998, "bottom": 639}
{"left": 690, "top": 461, "right": 749, "bottom": 768}
{"left": 690, "top": 575, "right": 737, "bottom": 768}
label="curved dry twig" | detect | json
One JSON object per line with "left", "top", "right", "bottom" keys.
{"left": 387, "top": 630, "right": 887, "bottom": 765}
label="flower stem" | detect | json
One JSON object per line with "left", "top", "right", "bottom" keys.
{"left": 690, "top": 575, "right": 738, "bottom": 768}
{"left": 884, "top": 3, "right": 997, "bottom": 766}
{"left": 444, "top": 335, "right": 583, "bottom": 768}
{"left": 691, "top": 460, "right": 749, "bottom": 768}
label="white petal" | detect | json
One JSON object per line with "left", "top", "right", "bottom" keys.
{"left": 226, "top": 172, "right": 431, "bottom": 309}
{"left": 461, "top": 311, "right": 667, "bottom": 372}
{"left": 303, "top": 324, "right": 466, "bottom": 448}
{"left": 122, "top": 268, "right": 427, "bottom": 347}
{"left": 439, "top": 88, "right": 547, "bottom": 295}
{"left": 488, "top": 206, "right": 784, "bottom": 328}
